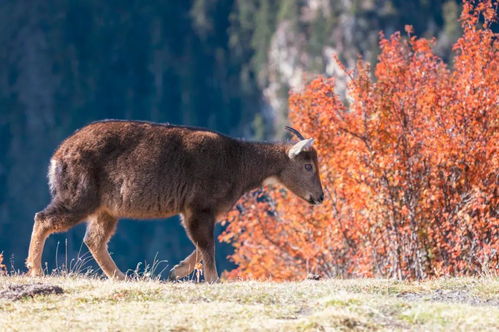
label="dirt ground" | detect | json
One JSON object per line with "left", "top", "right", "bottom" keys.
{"left": 0, "top": 283, "right": 63, "bottom": 300}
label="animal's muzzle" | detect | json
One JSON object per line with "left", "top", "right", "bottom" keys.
{"left": 308, "top": 193, "right": 324, "bottom": 205}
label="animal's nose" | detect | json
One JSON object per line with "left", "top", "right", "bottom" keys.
{"left": 318, "top": 193, "right": 324, "bottom": 203}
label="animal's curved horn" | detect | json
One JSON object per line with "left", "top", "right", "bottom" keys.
{"left": 285, "top": 126, "right": 306, "bottom": 140}
{"left": 288, "top": 138, "right": 314, "bottom": 159}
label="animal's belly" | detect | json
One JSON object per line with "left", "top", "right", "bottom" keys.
{"left": 106, "top": 207, "right": 179, "bottom": 220}
{"left": 100, "top": 187, "right": 183, "bottom": 219}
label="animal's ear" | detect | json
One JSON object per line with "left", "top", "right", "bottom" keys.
{"left": 288, "top": 138, "right": 314, "bottom": 159}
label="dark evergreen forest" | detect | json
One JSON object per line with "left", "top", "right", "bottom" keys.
{"left": 0, "top": 0, "right": 466, "bottom": 276}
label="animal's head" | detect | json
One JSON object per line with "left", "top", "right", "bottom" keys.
{"left": 278, "top": 126, "right": 324, "bottom": 205}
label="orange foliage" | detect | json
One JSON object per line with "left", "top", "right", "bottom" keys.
{"left": 220, "top": 0, "right": 498, "bottom": 280}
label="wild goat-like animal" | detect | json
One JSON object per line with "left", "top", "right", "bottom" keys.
{"left": 26, "top": 120, "right": 324, "bottom": 282}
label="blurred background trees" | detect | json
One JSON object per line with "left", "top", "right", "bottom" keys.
{"left": 0, "top": 0, "right": 491, "bottom": 276}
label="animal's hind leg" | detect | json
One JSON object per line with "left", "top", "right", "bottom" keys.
{"left": 26, "top": 214, "right": 51, "bottom": 277}
{"left": 168, "top": 249, "right": 201, "bottom": 281}
{"left": 84, "top": 212, "right": 125, "bottom": 280}
{"left": 26, "top": 202, "right": 87, "bottom": 277}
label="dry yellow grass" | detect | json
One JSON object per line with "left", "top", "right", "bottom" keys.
{"left": 0, "top": 275, "right": 498, "bottom": 331}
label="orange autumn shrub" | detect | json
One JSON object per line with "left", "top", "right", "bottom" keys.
{"left": 220, "top": 0, "right": 498, "bottom": 280}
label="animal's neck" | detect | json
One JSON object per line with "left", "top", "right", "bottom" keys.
{"left": 239, "top": 141, "right": 288, "bottom": 192}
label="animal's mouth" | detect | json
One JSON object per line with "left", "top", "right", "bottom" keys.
{"left": 307, "top": 193, "right": 324, "bottom": 205}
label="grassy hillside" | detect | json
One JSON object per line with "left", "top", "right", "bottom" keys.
{"left": 0, "top": 276, "right": 498, "bottom": 331}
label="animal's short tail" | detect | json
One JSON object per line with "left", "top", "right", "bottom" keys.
{"left": 47, "top": 159, "right": 60, "bottom": 197}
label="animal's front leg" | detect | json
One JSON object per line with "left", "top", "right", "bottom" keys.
{"left": 184, "top": 211, "right": 218, "bottom": 283}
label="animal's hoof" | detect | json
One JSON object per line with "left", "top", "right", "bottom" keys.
{"left": 27, "top": 269, "right": 44, "bottom": 277}
{"left": 112, "top": 272, "right": 126, "bottom": 281}
{"left": 167, "top": 269, "right": 178, "bottom": 282}
{"left": 206, "top": 278, "right": 220, "bottom": 284}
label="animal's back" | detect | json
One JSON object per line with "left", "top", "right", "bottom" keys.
{"left": 49, "top": 120, "right": 239, "bottom": 219}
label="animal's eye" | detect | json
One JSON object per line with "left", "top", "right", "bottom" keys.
{"left": 304, "top": 164, "right": 313, "bottom": 171}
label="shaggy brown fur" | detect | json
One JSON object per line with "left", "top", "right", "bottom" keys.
{"left": 26, "top": 120, "right": 324, "bottom": 282}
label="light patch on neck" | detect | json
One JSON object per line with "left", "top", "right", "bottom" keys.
{"left": 263, "top": 176, "right": 280, "bottom": 186}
